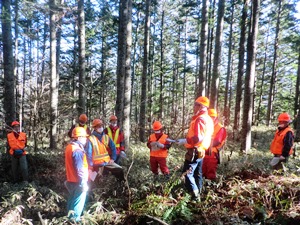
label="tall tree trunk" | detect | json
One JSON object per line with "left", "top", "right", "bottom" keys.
{"left": 159, "top": 5, "right": 165, "bottom": 119}
{"left": 233, "top": 0, "right": 248, "bottom": 139}
{"left": 1, "top": 0, "right": 16, "bottom": 126}
{"left": 139, "top": 0, "right": 150, "bottom": 142}
{"left": 210, "top": 0, "right": 225, "bottom": 109}
{"left": 49, "top": 0, "right": 58, "bottom": 149}
{"left": 123, "top": 0, "right": 132, "bottom": 151}
{"left": 78, "top": 0, "right": 86, "bottom": 114}
{"left": 241, "top": 0, "right": 260, "bottom": 153}
{"left": 14, "top": 0, "right": 20, "bottom": 122}
{"left": 295, "top": 48, "right": 300, "bottom": 141}
{"left": 197, "top": 0, "right": 209, "bottom": 97}
{"left": 266, "top": 0, "right": 282, "bottom": 126}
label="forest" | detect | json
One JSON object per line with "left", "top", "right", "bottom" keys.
{"left": 0, "top": 0, "right": 300, "bottom": 224}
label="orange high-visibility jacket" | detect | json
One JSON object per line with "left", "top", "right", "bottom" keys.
{"left": 149, "top": 133, "right": 169, "bottom": 158}
{"left": 270, "top": 127, "right": 294, "bottom": 155}
{"left": 65, "top": 142, "right": 88, "bottom": 182}
{"left": 185, "top": 113, "right": 214, "bottom": 151}
{"left": 7, "top": 132, "right": 27, "bottom": 155}
{"left": 211, "top": 123, "right": 226, "bottom": 153}
{"left": 89, "top": 135, "right": 111, "bottom": 165}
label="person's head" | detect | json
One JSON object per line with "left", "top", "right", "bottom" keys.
{"left": 72, "top": 127, "right": 89, "bottom": 146}
{"left": 11, "top": 121, "right": 20, "bottom": 133}
{"left": 152, "top": 121, "right": 163, "bottom": 134}
{"left": 109, "top": 115, "right": 118, "bottom": 127}
{"left": 78, "top": 114, "right": 88, "bottom": 126}
{"left": 208, "top": 108, "right": 218, "bottom": 121}
{"left": 277, "top": 113, "right": 291, "bottom": 129}
{"left": 92, "top": 119, "right": 104, "bottom": 133}
{"left": 194, "top": 96, "right": 210, "bottom": 115}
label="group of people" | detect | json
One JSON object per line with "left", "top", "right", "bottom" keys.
{"left": 5, "top": 96, "right": 295, "bottom": 222}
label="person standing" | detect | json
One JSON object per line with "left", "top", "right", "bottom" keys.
{"left": 68, "top": 114, "right": 91, "bottom": 138}
{"left": 147, "top": 121, "right": 171, "bottom": 181}
{"left": 7, "top": 121, "right": 28, "bottom": 183}
{"left": 104, "top": 115, "right": 126, "bottom": 165}
{"left": 65, "top": 127, "right": 89, "bottom": 222}
{"left": 202, "top": 108, "right": 227, "bottom": 180}
{"left": 270, "top": 112, "right": 294, "bottom": 170}
{"left": 176, "top": 96, "right": 214, "bottom": 202}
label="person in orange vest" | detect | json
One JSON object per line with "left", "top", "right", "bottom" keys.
{"left": 68, "top": 114, "right": 91, "bottom": 138}
{"left": 147, "top": 121, "right": 171, "bottom": 181}
{"left": 202, "top": 108, "right": 227, "bottom": 180}
{"left": 176, "top": 96, "right": 214, "bottom": 202}
{"left": 85, "top": 119, "right": 125, "bottom": 181}
{"left": 7, "top": 121, "right": 28, "bottom": 183}
{"left": 64, "top": 127, "right": 89, "bottom": 222}
{"left": 104, "top": 115, "right": 126, "bottom": 165}
{"left": 270, "top": 112, "right": 294, "bottom": 170}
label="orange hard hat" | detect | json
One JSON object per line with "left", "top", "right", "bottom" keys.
{"left": 109, "top": 115, "right": 118, "bottom": 121}
{"left": 278, "top": 113, "right": 291, "bottom": 122}
{"left": 195, "top": 96, "right": 210, "bottom": 108}
{"left": 152, "top": 121, "right": 162, "bottom": 131}
{"left": 208, "top": 108, "right": 218, "bottom": 117}
{"left": 92, "top": 119, "right": 103, "bottom": 127}
{"left": 11, "top": 121, "right": 20, "bottom": 126}
{"left": 79, "top": 114, "right": 88, "bottom": 123}
{"left": 72, "top": 127, "right": 88, "bottom": 138}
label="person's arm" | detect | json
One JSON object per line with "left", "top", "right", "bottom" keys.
{"left": 84, "top": 140, "right": 94, "bottom": 167}
{"left": 186, "top": 117, "right": 205, "bottom": 146}
{"left": 212, "top": 127, "right": 226, "bottom": 147}
{"left": 72, "top": 149, "right": 88, "bottom": 184}
{"left": 108, "top": 137, "right": 117, "bottom": 161}
{"left": 282, "top": 131, "right": 294, "bottom": 157}
{"left": 68, "top": 125, "right": 75, "bottom": 138}
{"left": 119, "top": 130, "right": 125, "bottom": 151}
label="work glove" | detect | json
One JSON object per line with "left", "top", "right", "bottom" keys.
{"left": 176, "top": 138, "right": 187, "bottom": 145}
{"left": 120, "top": 151, "right": 127, "bottom": 158}
{"left": 157, "top": 143, "right": 165, "bottom": 148}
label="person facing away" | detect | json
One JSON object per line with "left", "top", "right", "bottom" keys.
{"left": 176, "top": 96, "right": 214, "bottom": 202}
{"left": 104, "top": 115, "right": 126, "bottom": 165}
{"left": 270, "top": 112, "right": 294, "bottom": 170}
{"left": 147, "top": 121, "right": 171, "bottom": 181}
{"left": 64, "top": 127, "right": 89, "bottom": 222}
{"left": 7, "top": 121, "right": 29, "bottom": 183}
{"left": 202, "top": 108, "right": 227, "bottom": 180}
{"left": 85, "top": 119, "right": 125, "bottom": 181}
{"left": 68, "top": 113, "right": 91, "bottom": 138}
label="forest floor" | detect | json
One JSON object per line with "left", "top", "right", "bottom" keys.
{"left": 0, "top": 126, "right": 300, "bottom": 225}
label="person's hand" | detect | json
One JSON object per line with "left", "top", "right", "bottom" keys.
{"left": 81, "top": 183, "right": 89, "bottom": 192}
{"left": 109, "top": 159, "right": 115, "bottom": 164}
{"left": 157, "top": 143, "right": 165, "bottom": 148}
{"left": 279, "top": 155, "right": 285, "bottom": 160}
{"left": 150, "top": 142, "right": 158, "bottom": 147}
{"left": 120, "top": 151, "right": 127, "bottom": 158}
{"left": 176, "top": 138, "right": 187, "bottom": 145}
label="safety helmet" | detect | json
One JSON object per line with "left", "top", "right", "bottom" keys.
{"left": 11, "top": 121, "right": 20, "bottom": 126}
{"left": 92, "top": 119, "right": 103, "bottom": 128}
{"left": 79, "top": 114, "right": 88, "bottom": 123}
{"left": 152, "top": 121, "right": 162, "bottom": 131}
{"left": 72, "top": 127, "right": 88, "bottom": 138}
{"left": 277, "top": 113, "right": 291, "bottom": 122}
{"left": 195, "top": 96, "right": 210, "bottom": 108}
{"left": 109, "top": 115, "right": 118, "bottom": 121}
{"left": 208, "top": 109, "right": 218, "bottom": 117}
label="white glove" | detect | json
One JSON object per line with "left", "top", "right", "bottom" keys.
{"left": 157, "top": 143, "right": 165, "bottom": 148}
{"left": 176, "top": 138, "right": 187, "bottom": 145}
{"left": 81, "top": 183, "right": 89, "bottom": 192}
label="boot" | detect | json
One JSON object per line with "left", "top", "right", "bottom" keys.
{"left": 192, "top": 190, "right": 200, "bottom": 203}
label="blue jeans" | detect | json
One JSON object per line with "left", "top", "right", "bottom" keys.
{"left": 65, "top": 181, "right": 87, "bottom": 222}
{"left": 11, "top": 155, "right": 28, "bottom": 182}
{"left": 182, "top": 158, "right": 203, "bottom": 193}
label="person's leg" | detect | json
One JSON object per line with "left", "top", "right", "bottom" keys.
{"left": 19, "top": 155, "right": 28, "bottom": 181}
{"left": 150, "top": 156, "right": 159, "bottom": 175}
{"left": 182, "top": 160, "right": 198, "bottom": 193}
{"left": 11, "top": 156, "right": 19, "bottom": 182}
{"left": 115, "top": 154, "right": 121, "bottom": 165}
{"left": 67, "top": 183, "right": 87, "bottom": 222}
{"left": 157, "top": 157, "right": 169, "bottom": 175}
{"left": 195, "top": 158, "right": 204, "bottom": 192}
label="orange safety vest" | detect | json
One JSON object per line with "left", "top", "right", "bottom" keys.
{"left": 7, "top": 132, "right": 27, "bottom": 155}
{"left": 270, "top": 127, "right": 294, "bottom": 155}
{"left": 89, "top": 135, "right": 111, "bottom": 164}
{"left": 65, "top": 143, "right": 88, "bottom": 182}
{"left": 106, "top": 127, "right": 120, "bottom": 148}
{"left": 211, "top": 123, "right": 226, "bottom": 153}
{"left": 149, "top": 133, "right": 168, "bottom": 158}
{"left": 185, "top": 113, "right": 214, "bottom": 151}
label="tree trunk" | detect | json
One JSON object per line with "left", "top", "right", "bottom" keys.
{"left": 210, "top": 0, "right": 225, "bottom": 109}
{"left": 197, "top": 0, "right": 209, "bottom": 97}
{"left": 49, "top": 0, "right": 58, "bottom": 149}
{"left": 139, "top": 0, "right": 150, "bottom": 142}
{"left": 266, "top": 0, "right": 282, "bottom": 126}
{"left": 1, "top": 0, "right": 16, "bottom": 126}
{"left": 159, "top": 5, "right": 165, "bottom": 120}
{"left": 295, "top": 48, "right": 300, "bottom": 141}
{"left": 241, "top": 0, "right": 260, "bottom": 153}
{"left": 233, "top": 0, "right": 248, "bottom": 139}
{"left": 78, "top": 0, "right": 86, "bottom": 114}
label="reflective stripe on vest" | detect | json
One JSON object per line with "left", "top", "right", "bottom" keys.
{"left": 89, "top": 135, "right": 110, "bottom": 164}
{"left": 270, "top": 127, "right": 294, "bottom": 155}
{"left": 107, "top": 127, "right": 120, "bottom": 148}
